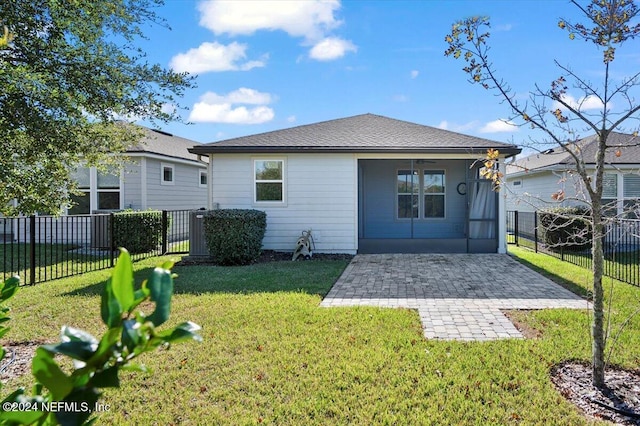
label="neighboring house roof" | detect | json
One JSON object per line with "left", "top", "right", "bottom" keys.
{"left": 189, "top": 113, "right": 521, "bottom": 156}
{"left": 507, "top": 132, "right": 640, "bottom": 176}
{"left": 127, "top": 127, "right": 206, "bottom": 164}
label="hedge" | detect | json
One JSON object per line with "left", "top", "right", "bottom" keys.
{"left": 203, "top": 209, "right": 267, "bottom": 265}
{"left": 112, "top": 210, "right": 166, "bottom": 254}
{"left": 538, "top": 206, "right": 592, "bottom": 251}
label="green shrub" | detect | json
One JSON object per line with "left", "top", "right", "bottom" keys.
{"left": 539, "top": 206, "right": 592, "bottom": 251}
{"left": 203, "top": 209, "right": 267, "bottom": 265}
{"left": 112, "top": 210, "right": 166, "bottom": 254}
{"left": 0, "top": 250, "right": 201, "bottom": 425}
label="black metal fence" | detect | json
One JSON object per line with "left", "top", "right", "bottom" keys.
{"left": 1, "top": 210, "right": 192, "bottom": 285}
{"left": 507, "top": 210, "right": 640, "bottom": 287}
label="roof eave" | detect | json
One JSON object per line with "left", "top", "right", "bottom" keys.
{"left": 189, "top": 146, "right": 522, "bottom": 156}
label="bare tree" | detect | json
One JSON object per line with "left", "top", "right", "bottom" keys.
{"left": 445, "top": 0, "right": 640, "bottom": 388}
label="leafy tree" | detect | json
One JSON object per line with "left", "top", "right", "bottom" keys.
{"left": 445, "top": 0, "right": 640, "bottom": 388}
{"left": 0, "top": 0, "right": 194, "bottom": 216}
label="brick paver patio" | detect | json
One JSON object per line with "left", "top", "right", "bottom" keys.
{"left": 320, "top": 254, "right": 590, "bottom": 341}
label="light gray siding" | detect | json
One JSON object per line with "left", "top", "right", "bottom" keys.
{"left": 122, "top": 159, "right": 143, "bottom": 210}
{"left": 211, "top": 153, "right": 357, "bottom": 253}
{"left": 506, "top": 170, "right": 580, "bottom": 212}
{"left": 145, "top": 158, "right": 208, "bottom": 210}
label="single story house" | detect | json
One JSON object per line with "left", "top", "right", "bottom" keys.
{"left": 505, "top": 132, "right": 640, "bottom": 218}
{"left": 190, "top": 114, "right": 521, "bottom": 254}
{"left": 68, "top": 126, "right": 209, "bottom": 214}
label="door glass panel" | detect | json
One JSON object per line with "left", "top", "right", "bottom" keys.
{"left": 397, "top": 170, "right": 418, "bottom": 218}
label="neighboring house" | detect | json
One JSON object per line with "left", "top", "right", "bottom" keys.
{"left": 505, "top": 132, "right": 640, "bottom": 218}
{"left": 69, "top": 126, "right": 209, "bottom": 214}
{"left": 3, "top": 127, "right": 208, "bottom": 245}
{"left": 190, "top": 113, "right": 520, "bottom": 254}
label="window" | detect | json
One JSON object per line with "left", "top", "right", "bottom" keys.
{"left": 161, "top": 163, "right": 174, "bottom": 185}
{"left": 512, "top": 180, "right": 522, "bottom": 187}
{"left": 602, "top": 173, "right": 618, "bottom": 217}
{"left": 254, "top": 160, "right": 284, "bottom": 203}
{"left": 68, "top": 167, "right": 91, "bottom": 215}
{"left": 199, "top": 170, "right": 207, "bottom": 187}
{"left": 97, "top": 170, "right": 120, "bottom": 210}
{"left": 423, "top": 170, "right": 445, "bottom": 218}
{"left": 623, "top": 173, "right": 640, "bottom": 218}
{"left": 397, "top": 170, "right": 419, "bottom": 218}
{"left": 68, "top": 166, "right": 121, "bottom": 214}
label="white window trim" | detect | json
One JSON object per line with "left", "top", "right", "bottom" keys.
{"left": 161, "top": 162, "right": 175, "bottom": 186}
{"left": 199, "top": 169, "right": 208, "bottom": 188}
{"left": 253, "top": 158, "right": 287, "bottom": 206}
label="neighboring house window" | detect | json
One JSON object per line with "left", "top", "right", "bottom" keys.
{"left": 397, "top": 170, "right": 419, "bottom": 218}
{"left": 512, "top": 180, "right": 522, "bottom": 187}
{"left": 623, "top": 173, "right": 640, "bottom": 218}
{"left": 68, "top": 166, "right": 91, "bottom": 215}
{"left": 68, "top": 166, "right": 121, "bottom": 214}
{"left": 254, "top": 159, "right": 285, "bottom": 203}
{"left": 97, "top": 170, "right": 120, "bottom": 210}
{"left": 161, "top": 163, "right": 174, "bottom": 185}
{"left": 602, "top": 173, "right": 618, "bottom": 217}
{"left": 423, "top": 170, "right": 445, "bottom": 218}
{"left": 199, "top": 170, "right": 207, "bottom": 188}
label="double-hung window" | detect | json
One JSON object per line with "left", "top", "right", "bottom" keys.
{"left": 623, "top": 173, "right": 640, "bottom": 218}
{"left": 69, "top": 167, "right": 91, "bottom": 215}
{"left": 602, "top": 173, "right": 618, "bottom": 217}
{"left": 254, "top": 159, "right": 285, "bottom": 203}
{"left": 396, "top": 169, "right": 446, "bottom": 219}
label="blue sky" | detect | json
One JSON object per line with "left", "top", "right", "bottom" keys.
{"left": 134, "top": 0, "right": 640, "bottom": 148}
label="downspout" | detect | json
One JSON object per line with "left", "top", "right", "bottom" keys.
{"left": 207, "top": 154, "right": 214, "bottom": 210}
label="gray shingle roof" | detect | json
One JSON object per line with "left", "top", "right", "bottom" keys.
{"left": 189, "top": 113, "right": 521, "bottom": 156}
{"left": 507, "top": 132, "right": 640, "bottom": 175}
{"left": 128, "top": 127, "right": 205, "bottom": 163}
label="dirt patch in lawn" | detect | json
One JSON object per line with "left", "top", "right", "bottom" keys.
{"left": 1, "top": 341, "right": 44, "bottom": 382}
{"left": 502, "top": 310, "right": 543, "bottom": 339}
{"left": 552, "top": 361, "right": 640, "bottom": 425}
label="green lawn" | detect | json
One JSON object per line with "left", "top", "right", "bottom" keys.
{"left": 2, "top": 249, "right": 639, "bottom": 424}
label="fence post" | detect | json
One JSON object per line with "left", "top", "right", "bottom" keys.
{"left": 534, "top": 211, "right": 538, "bottom": 253}
{"left": 161, "top": 210, "right": 168, "bottom": 255}
{"left": 29, "top": 215, "right": 36, "bottom": 285}
{"left": 514, "top": 211, "right": 519, "bottom": 246}
{"left": 110, "top": 213, "right": 116, "bottom": 268}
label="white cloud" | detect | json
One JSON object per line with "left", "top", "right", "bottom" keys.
{"left": 437, "top": 120, "right": 479, "bottom": 133}
{"left": 287, "top": 115, "right": 297, "bottom": 123}
{"left": 479, "top": 119, "right": 519, "bottom": 133}
{"left": 200, "top": 88, "right": 274, "bottom": 105}
{"left": 189, "top": 88, "right": 275, "bottom": 124}
{"left": 410, "top": 70, "right": 419, "bottom": 79}
{"left": 197, "top": 0, "right": 342, "bottom": 40}
{"left": 392, "top": 94, "right": 409, "bottom": 102}
{"left": 553, "top": 94, "right": 606, "bottom": 111}
{"left": 170, "top": 41, "right": 266, "bottom": 74}
{"left": 309, "top": 37, "right": 356, "bottom": 61}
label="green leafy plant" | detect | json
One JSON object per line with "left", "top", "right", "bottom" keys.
{"left": 112, "top": 211, "right": 167, "bottom": 254}
{"left": 539, "top": 206, "right": 593, "bottom": 251}
{"left": 203, "top": 209, "right": 267, "bottom": 266}
{"left": 0, "top": 249, "right": 201, "bottom": 425}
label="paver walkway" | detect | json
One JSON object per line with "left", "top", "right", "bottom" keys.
{"left": 320, "top": 254, "right": 589, "bottom": 341}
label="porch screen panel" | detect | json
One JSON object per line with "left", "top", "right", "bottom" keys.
{"left": 397, "top": 170, "right": 418, "bottom": 218}
{"left": 423, "top": 170, "right": 445, "bottom": 218}
{"left": 469, "top": 179, "right": 496, "bottom": 239}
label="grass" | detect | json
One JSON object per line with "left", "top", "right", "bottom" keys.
{"left": 1, "top": 249, "right": 640, "bottom": 424}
